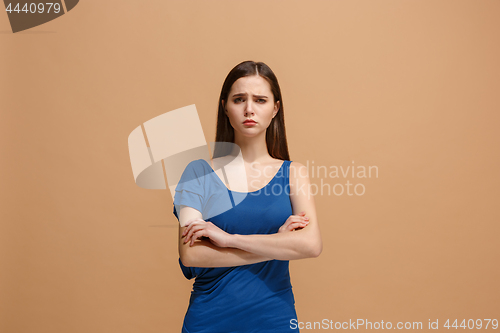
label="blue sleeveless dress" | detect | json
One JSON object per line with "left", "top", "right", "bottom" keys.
{"left": 173, "top": 159, "right": 299, "bottom": 333}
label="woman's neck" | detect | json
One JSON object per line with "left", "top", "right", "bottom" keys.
{"left": 232, "top": 132, "right": 272, "bottom": 164}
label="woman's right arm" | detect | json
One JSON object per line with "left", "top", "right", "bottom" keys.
{"left": 177, "top": 206, "right": 308, "bottom": 268}
{"left": 178, "top": 206, "right": 272, "bottom": 267}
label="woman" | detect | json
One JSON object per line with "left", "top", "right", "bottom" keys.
{"left": 173, "top": 60, "right": 322, "bottom": 333}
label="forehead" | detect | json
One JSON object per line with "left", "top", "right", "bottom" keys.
{"left": 229, "top": 75, "right": 272, "bottom": 95}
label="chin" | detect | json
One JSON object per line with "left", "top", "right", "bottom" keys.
{"left": 235, "top": 129, "right": 263, "bottom": 138}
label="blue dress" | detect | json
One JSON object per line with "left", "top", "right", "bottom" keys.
{"left": 173, "top": 159, "right": 299, "bottom": 333}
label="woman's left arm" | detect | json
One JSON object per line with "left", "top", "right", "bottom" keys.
{"left": 183, "top": 162, "right": 323, "bottom": 260}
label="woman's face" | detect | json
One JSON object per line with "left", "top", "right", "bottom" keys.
{"left": 222, "top": 75, "right": 279, "bottom": 139}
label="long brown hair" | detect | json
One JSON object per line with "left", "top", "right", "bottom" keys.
{"left": 213, "top": 61, "right": 290, "bottom": 161}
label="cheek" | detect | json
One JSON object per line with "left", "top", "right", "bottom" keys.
{"left": 226, "top": 112, "right": 238, "bottom": 128}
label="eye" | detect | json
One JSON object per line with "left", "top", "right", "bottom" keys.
{"left": 234, "top": 98, "right": 244, "bottom": 103}
{"left": 257, "top": 99, "right": 266, "bottom": 103}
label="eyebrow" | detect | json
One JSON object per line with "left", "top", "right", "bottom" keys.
{"left": 231, "top": 93, "right": 268, "bottom": 98}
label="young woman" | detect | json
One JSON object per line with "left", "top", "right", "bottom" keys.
{"left": 173, "top": 60, "right": 322, "bottom": 333}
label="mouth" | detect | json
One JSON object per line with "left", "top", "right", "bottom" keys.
{"left": 243, "top": 119, "right": 257, "bottom": 125}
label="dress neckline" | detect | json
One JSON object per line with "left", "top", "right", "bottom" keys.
{"left": 200, "top": 159, "right": 286, "bottom": 194}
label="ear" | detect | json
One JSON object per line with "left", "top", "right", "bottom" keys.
{"left": 273, "top": 101, "right": 280, "bottom": 118}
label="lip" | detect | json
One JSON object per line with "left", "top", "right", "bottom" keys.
{"left": 243, "top": 120, "right": 257, "bottom": 125}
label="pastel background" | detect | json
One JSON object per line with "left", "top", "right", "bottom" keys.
{"left": 1, "top": 1, "right": 499, "bottom": 332}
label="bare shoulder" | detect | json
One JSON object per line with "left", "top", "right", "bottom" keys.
{"left": 289, "top": 161, "right": 310, "bottom": 180}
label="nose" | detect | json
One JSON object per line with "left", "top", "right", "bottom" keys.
{"left": 244, "top": 100, "right": 255, "bottom": 116}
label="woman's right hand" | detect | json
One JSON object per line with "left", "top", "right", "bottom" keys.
{"left": 278, "top": 211, "right": 309, "bottom": 233}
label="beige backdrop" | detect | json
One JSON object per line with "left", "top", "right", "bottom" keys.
{"left": 1, "top": 1, "right": 499, "bottom": 332}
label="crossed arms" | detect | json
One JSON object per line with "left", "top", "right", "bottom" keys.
{"left": 178, "top": 162, "right": 322, "bottom": 268}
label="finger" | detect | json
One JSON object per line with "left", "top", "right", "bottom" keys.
{"left": 281, "top": 220, "right": 292, "bottom": 229}
{"left": 182, "top": 222, "right": 196, "bottom": 237}
{"left": 184, "top": 224, "right": 205, "bottom": 243}
{"left": 281, "top": 217, "right": 304, "bottom": 231}
{"left": 287, "top": 215, "right": 304, "bottom": 223}
{"left": 288, "top": 221, "right": 308, "bottom": 231}
{"left": 291, "top": 216, "right": 308, "bottom": 223}
{"left": 190, "top": 230, "right": 206, "bottom": 246}
{"left": 184, "top": 223, "right": 205, "bottom": 243}
{"left": 182, "top": 225, "right": 192, "bottom": 238}
{"left": 295, "top": 215, "right": 309, "bottom": 222}
{"left": 182, "top": 219, "right": 205, "bottom": 237}
{"left": 293, "top": 218, "right": 310, "bottom": 227}
{"left": 182, "top": 224, "right": 193, "bottom": 237}
{"left": 282, "top": 216, "right": 303, "bottom": 230}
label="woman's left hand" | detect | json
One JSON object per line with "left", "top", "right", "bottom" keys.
{"left": 182, "top": 219, "right": 231, "bottom": 247}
